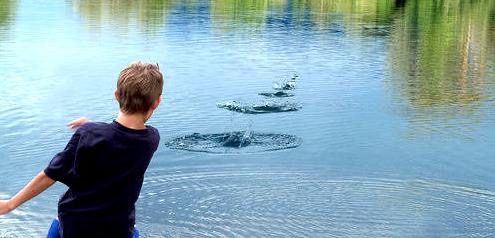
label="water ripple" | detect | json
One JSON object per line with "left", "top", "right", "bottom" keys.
{"left": 137, "top": 167, "right": 495, "bottom": 237}
{"left": 165, "top": 132, "right": 302, "bottom": 154}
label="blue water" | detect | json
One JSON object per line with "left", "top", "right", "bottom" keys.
{"left": 1, "top": 0, "right": 494, "bottom": 237}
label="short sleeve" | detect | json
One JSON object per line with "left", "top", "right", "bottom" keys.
{"left": 44, "top": 129, "right": 82, "bottom": 185}
{"left": 152, "top": 127, "right": 160, "bottom": 152}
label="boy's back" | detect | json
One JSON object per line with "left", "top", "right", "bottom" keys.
{"left": 0, "top": 62, "right": 164, "bottom": 238}
{"left": 45, "top": 121, "right": 159, "bottom": 237}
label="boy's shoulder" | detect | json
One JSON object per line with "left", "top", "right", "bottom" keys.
{"left": 76, "top": 122, "right": 110, "bottom": 134}
{"left": 146, "top": 124, "right": 159, "bottom": 135}
{"left": 77, "top": 121, "right": 159, "bottom": 140}
{"left": 80, "top": 121, "right": 108, "bottom": 129}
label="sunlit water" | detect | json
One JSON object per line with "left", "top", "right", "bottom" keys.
{"left": 0, "top": 0, "right": 494, "bottom": 237}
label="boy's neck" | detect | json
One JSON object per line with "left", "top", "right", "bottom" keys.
{"left": 116, "top": 111, "right": 148, "bottom": 130}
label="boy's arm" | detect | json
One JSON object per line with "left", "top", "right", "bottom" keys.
{"left": 0, "top": 171, "right": 55, "bottom": 215}
{"left": 1, "top": 118, "right": 89, "bottom": 215}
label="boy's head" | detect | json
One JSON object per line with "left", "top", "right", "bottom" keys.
{"left": 116, "top": 62, "right": 163, "bottom": 115}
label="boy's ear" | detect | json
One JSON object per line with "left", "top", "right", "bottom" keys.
{"left": 114, "top": 90, "right": 119, "bottom": 101}
{"left": 152, "top": 96, "right": 161, "bottom": 110}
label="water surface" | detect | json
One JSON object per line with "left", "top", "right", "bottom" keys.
{"left": 0, "top": 0, "right": 494, "bottom": 237}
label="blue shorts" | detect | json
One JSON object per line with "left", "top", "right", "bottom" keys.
{"left": 46, "top": 219, "right": 140, "bottom": 238}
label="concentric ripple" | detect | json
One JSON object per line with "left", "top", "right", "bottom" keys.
{"left": 217, "top": 100, "right": 301, "bottom": 114}
{"left": 138, "top": 167, "right": 495, "bottom": 238}
{"left": 165, "top": 132, "right": 302, "bottom": 153}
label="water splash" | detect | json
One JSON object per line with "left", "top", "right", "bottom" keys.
{"left": 217, "top": 100, "right": 301, "bottom": 114}
{"left": 273, "top": 74, "right": 298, "bottom": 90}
{"left": 165, "top": 132, "right": 302, "bottom": 153}
{"left": 258, "top": 91, "right": 294, "bottom": 98}
{"left": 218, "top": 131, "right": 252, "bottom": 148}
{"left": 239, "top": 124, "right": 253, "bottom": 148}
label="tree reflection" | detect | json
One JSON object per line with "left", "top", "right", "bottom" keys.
{"left": 70, "top": 0, "right": 173, "bottom": 34}
{"left": 209, "top": 0, "right": 404, "bottom": 31}
{"left": 386, "top": 0, "right": 495, "bottom": 137}
{"left": 387, "top": 0, "right": 495, "bottom": 108}
{"left": 69, "top": 0, "right": 411, "bottom": 32}
{"left": 0, "top": 0, "right": 17, "bottom": 32}
{"left": 291, "top": 0, "right": 398, "bottom": 25}
{"left": 210, "top": 0, "right": 285, "bottom": 29}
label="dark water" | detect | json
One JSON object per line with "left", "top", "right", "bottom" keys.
{"left": 1, "top": 0, "right": 495, "bottom": 237}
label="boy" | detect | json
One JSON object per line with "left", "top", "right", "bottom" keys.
{"left": 0, "top": 62, "right": 163, "bottom": 237}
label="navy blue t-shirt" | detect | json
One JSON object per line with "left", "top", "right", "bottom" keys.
{"left": 44, "top": 121, "right": 159, "bottom": 238}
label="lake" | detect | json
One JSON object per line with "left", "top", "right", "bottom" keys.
{"left": 0, "top": 0, "right": 494, "bottom": 237}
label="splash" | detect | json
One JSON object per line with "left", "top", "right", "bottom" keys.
{"left": 273, "top": 74, "right": 298, "bottom": 90}
{"left": 165, "top": 132, "right": 302, "bottom": 153}
{"left": 217, "top": 100, "right": 301, "bottom": 114}
{"left": 218, "top": 130, "right": 252, "bottom": 148}
{"left": 258, "top": 91, "right": 294, "bottom": 98}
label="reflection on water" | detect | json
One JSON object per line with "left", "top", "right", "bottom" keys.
{"left": 71, "top": 0, "right": 173, "bottom": 34}
{"left": 210, "top": 0, "right": 276, "bottom": 29}
{"left": 291, "top": 0, "right": 399, "bottom": 26}
{"left": 210, "top": 0, "right": 402, "bottom": 28}
{"left": 0, "top": 0, "right": 17, "bottom": 36}
{"left": 389, "top": 0, "right": 494, "bottom": 106}
{"left": 69, "top": 0, "right": 408, "bottom": 32}
{"left": 0, "top": 0, "right": 494, "bottom": 237}
{"left": 386, "top": 0, "right": 495, "bottom": 136}
{"left": 0, "top": 0, "right": 16, "bottom": 24}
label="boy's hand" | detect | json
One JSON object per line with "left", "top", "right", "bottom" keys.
{"left": 0, "top": 200, "right": 13, "bottom": 215}
{"left": 0, "top": 172, "right": 55, "bottom": 216}
{"left": 68, "top": 117, "right": 90, "bottom": 129}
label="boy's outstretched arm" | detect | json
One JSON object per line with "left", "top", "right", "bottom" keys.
{"left": 0, "top": 171, "right": 55, "bottom": 215}
{"left": 0, "top": 118, "right": 88, "bottom": 215}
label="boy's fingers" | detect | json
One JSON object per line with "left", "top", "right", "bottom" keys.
{"left": 67, "top": 117, "right": 89, "bottom": 129}
{"left": 67, "top": 120, "right": 79, "bottom": 128}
